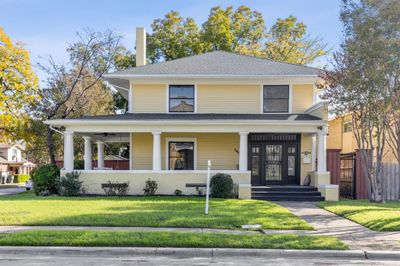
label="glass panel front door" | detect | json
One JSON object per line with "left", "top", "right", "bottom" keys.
{"left": 265, "top": 145, "right": 283, "bottom": 183}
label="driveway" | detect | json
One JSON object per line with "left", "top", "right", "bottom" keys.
{"left": 0, "top": 187, "right": 26, "bottom": 196}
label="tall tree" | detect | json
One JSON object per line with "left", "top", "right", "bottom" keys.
{"left": 321, "top": 0, "right": 399, "bottom": 202}
{"left": 264, "top": 16, "right": 327, "bottom": 65}
{"left": 32, "top": 29, "right": 120, "bottom": 164}
{"left": 145, "top": 6, "right": 326, "bottom": 65}
{"left": 147, "top": 11, "right": 203, "bottom": 62}
{"left": 0, "top": 27, "right": 38, "bottom": 140}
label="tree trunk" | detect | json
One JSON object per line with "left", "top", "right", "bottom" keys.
{"left": 46, "top": 126, "right": 56, "bottom": 165}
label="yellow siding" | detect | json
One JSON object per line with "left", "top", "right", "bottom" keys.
{"left": 161, "top": 133, "right": 239, "bottom": 170}
{"left": 300, "top": 133, "right": 313, "bottom": 184}
{"left": 131, "top": 133, "right": 153, "bottom": 170}
{"left": 197, "top": 85, "right": 259, "bottom": 113}
{"left": 292, "top": 84, "right": 314, "bottom": 113}
{"left": 131, "top": 84, "right": 166, "bottom": 113}
{"left": 131, "top": 133, "right": 239, "bottom": 170}
{"left": 327, "top": 118, "right": 343, "bottom": 150}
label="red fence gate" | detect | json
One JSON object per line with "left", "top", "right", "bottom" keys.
{"left": 327, "top": 149, "right": 368, "bottom": 199}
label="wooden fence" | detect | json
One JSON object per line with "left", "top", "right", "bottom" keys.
{"left": 327, "top": 149, "right": 400, "bottom": 200}
{"left": 382, "top": 163, "right": 400, "bottom": 200}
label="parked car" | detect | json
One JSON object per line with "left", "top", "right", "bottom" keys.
{"left": 25, "top": 179, "right": 33, "bottom": 191}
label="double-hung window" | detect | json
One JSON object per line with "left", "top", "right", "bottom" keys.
{"left": 263, "top": 85, "right": 289, "bottom": 113}
{"left": 168, "top": 142, "right": 194, "bottom": 170}
{"left": 169, "top": 85, "right": 195, "bottom": 112}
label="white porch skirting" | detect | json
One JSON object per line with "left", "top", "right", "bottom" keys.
{"left": 63, "top": 170, "right": 251, "bottom": 197}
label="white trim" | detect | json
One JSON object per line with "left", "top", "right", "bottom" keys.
{"left": 166, "top": 84, "right": 197, "bottom": 114}
{"left": 165, "top": 84, "right": 169, "bottom": 113}
{"left": 128, "top": 81, "right": 133, "bottom": 113}
{"left": 305, "top": 101, "right": 328, "bottom": 114}
{"left": 165, "top": 137, "right": 198, "bottom": 171}
{"left": 289, "top": 84, "right": 293, "bottom": 113}
{"left": 47, "top": 119, "right": 325, "bottom": 127}
{"left": 104, "top": 74, "right": 318, "bottom": 79}
{"left": 68, "top": 170, "right": 251, "bottom": 174}
{"left": 312, "top": 84, "right": 317, "bottom": 104}
{"left": 260, "top": 84, "right": 292, "bottom": 114}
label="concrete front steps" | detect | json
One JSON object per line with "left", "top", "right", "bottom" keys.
{"left": 251, "top": 186, "right": 325, "bottom": 201}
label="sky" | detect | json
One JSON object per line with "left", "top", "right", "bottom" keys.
{"left": 0, "top": 0, "right": 343, "bottom": 81}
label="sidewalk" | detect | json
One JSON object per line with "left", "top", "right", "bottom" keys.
{"left": 0, "top": 187, "right": 26, "bottom": 196}
{"left": 276, "top": 201, "right": 400, "bottom": 251}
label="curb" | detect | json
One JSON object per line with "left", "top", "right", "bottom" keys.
{"left": 365, "top": 251, "right": 400, "bottom": 260}
{"left": 0, "top": 246, "right": 368, "bottom": 259}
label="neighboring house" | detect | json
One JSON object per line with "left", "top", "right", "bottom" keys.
{"left": 45, "top": 27, "right": 337, "bottom": 201}
{"left": 0, "top": 143, "right": 36, "bottom": 178}
{"left": 327, "top": 115, "right": 397, "bottom": 163}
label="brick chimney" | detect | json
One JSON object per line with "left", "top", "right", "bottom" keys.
{"left": 136, "top": 27, "right": 146, "bottom": 66}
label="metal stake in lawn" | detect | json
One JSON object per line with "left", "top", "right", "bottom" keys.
{"left": 205, "top": 160, "right": 211, "bottom": 215}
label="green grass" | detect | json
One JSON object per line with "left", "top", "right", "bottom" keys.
{"left": 0, "top": 192, "right": 312, "bottom": 230}
{"left": 318, "top": 200, "right": 400, "bottom": 231}
{"left": 0, "top": 230, "right": 347, "bottom": 250}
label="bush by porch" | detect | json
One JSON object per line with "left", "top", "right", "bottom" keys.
{"left": 0, "top": 193, "right": 312, "bottom": 230}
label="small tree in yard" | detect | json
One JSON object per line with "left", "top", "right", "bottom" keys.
{"left": 321, "top": 0, "right": 400, "bottom": 202}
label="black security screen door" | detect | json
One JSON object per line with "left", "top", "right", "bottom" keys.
{"left": 248, "top": 134, "right": 300, "bottom": 186}
{"left": 265, "top": 145, "right": 283, "bottom": 183}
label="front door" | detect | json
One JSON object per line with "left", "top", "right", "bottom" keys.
{"left": 248, "top": 134, "right": 300, "bottom": 186}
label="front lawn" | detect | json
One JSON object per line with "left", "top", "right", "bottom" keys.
{"left": 318, "top": 200, "right": 400, "bottom": 231}
{"left": 0, "top": 193, "right": 312, "bottom": 230}
{"left": 0, "top": 230, "right": 347, "bottom": 250}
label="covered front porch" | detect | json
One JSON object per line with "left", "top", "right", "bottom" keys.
{"left": 53, "top": 115, "right": 332, "bottom": 198}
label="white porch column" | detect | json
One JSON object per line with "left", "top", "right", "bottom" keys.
{"left": 311, "top": 134, "right": 317, "bottom": 171}
{"left": 63, "top": 131, "right": 74, "bottom": 172}
{"left": 317, "top": 130, "right": 328, "bottom": 173}
{"left": 152, "top": 132, "right": 161, "bottom": 171}
{"left": 82, "top": 136, "right": 92, "bottom": 170}
{"left": 96, "top": 141, "right": 105, "bottom": 170}
{"left": 239, "top": 132, "right": 249, "bottom": 171}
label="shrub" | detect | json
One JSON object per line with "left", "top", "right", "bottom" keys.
{"left": 31, "top": 164, "right": 60, "bottom": 195}
{"left": 143, "top": 179, "right": 158, "bottom": 195}
{"left": 210, "top": 173, "right": 234, "bottom": 198}
{"left": 74, "top": 160, "right": 84, "bottom": 170}
{"left": 58, "top": 171, "right": 83, "bottom": 196}
{"left": 13, "top": 174, "right": 30, "bottom": 183}
{"left": 101, "top": 181, "right": 129, "bottom": 196}
{"left": 174, "top": 189, "right": 183, "bottom": 196}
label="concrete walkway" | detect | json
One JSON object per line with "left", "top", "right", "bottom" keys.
{"left": 274, "top": 201, "right": 400, "bottom": 251}
{"left": 0, "top": 187, "right": 26, "bottom": 196}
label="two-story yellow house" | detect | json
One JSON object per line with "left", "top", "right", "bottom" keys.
{"left": 46, "top": 27, "right": 338, "bottom": 201}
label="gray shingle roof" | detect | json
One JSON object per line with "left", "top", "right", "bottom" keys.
{"left": 107, "top": 51, "right": 319, "bottom": 77}
{"left": 68, "top": 113, "right": 321, "bottom": 121}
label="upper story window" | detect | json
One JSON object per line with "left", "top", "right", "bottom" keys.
{"left": 263, "top": 85, "right": 289, "bottom": 113}
{"left": 343, "top": 121, "right": 352, "bottom": 133}
{"left": 169, "top": 85, "right": 194, "bottom": 112}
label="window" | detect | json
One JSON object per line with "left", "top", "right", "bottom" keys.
{"left": 263, "top": 85, "right": 289, "bottom": 113}
{"left": 343, "top": 121, "right": 352, "bottom": 133}
{"left": 168, "top": 142, "right": 194, "bottom": 170}
{"left": 169, "top": 85, "right": 194, "bottom": 112}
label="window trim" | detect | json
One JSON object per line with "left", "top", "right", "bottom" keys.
{"left": 343, "top": 121, "right": 353, "bottom": 133}
{"left": 167, "top": 84, "right": 196, "bottom": 113}
{"left": 165, "top": 137, "right": 197, "bottom": 170}
{"left": 260, "top": 84, "right": 292, "bottom": 114}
